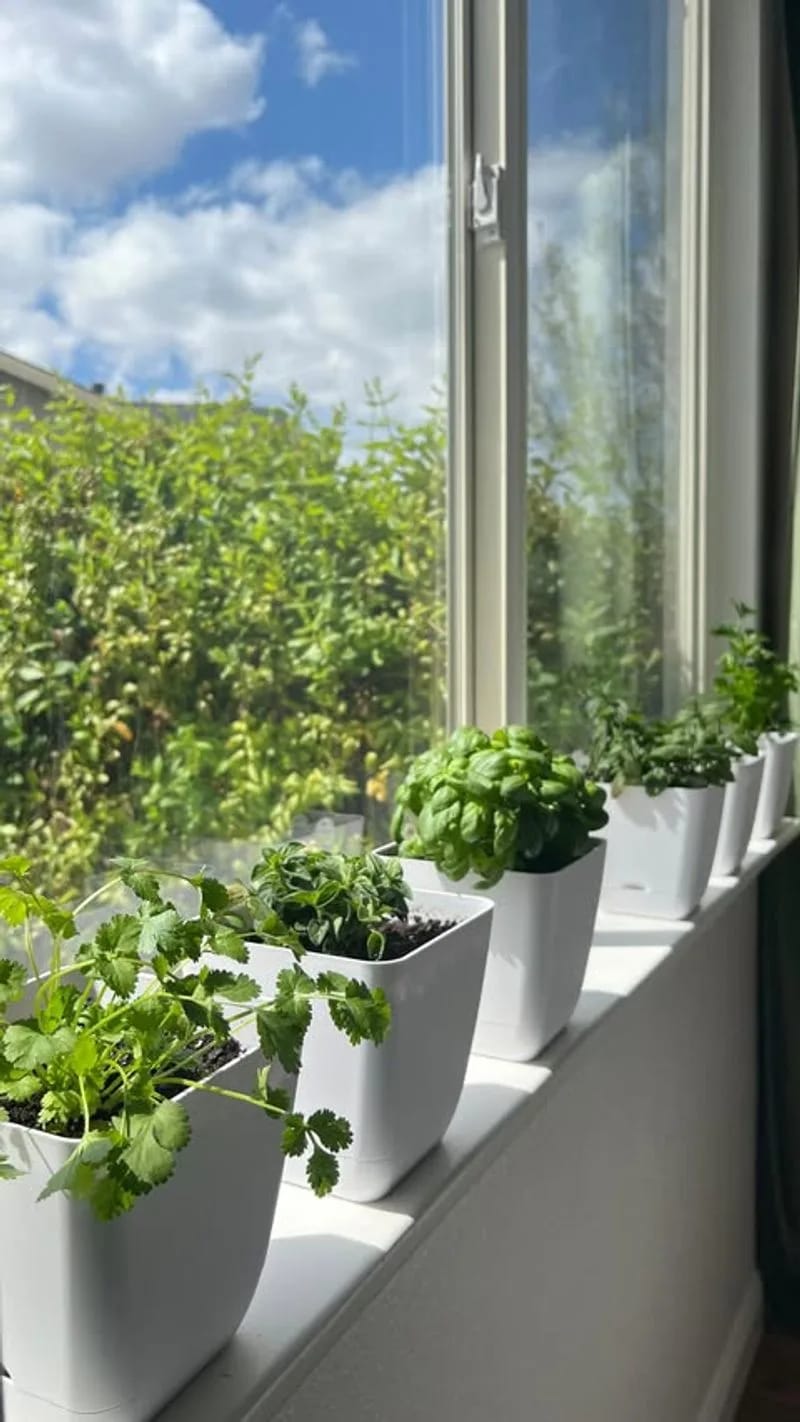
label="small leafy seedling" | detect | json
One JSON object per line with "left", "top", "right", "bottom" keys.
{"left": 221, "top": 842, "right": 413, "bottom": 963}
{"left": 0, "top": 856, "right": 390, "bottom": 1215}
{"left": 587, "top": 696, "right": 734, "bottom": 797}
{"left": 390, "top": 725, "right": 608, "bottom": 888}
{"left": 712, "top": 602, "right": 799, "bottom": 740}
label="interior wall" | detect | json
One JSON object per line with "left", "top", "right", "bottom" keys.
{"left": 267, "top": 891, "right": 759, "bottom": 1422}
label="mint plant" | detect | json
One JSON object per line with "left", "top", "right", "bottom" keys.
{"left": 0, "top": 856, "right": 390, "bottom": 1215}
{"left": 390, "top": 725, "right": 608, "bottom": 888}
{"left": 587, "top": 697, "right": 734, "bottom": 797}
{"left": 712, "top": 602, "right": 799, "bottom": 740}
{"left": 226, "top": 843, "right": 412, "bottom": 963}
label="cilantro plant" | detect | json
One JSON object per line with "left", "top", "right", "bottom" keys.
{"left": 222, "top": 843, "right": 412, "bottom": 963}
{"left": 587, "top": 697, "right": 734, "bottom": 797}
{"left": 712, "top": 602, "right": 799, "bottom": 740}
{"left": 390, "top": 726, "right": 608, "bottom": 888}
{"left": 0, "top": 856, "right": 390, "bottom": 1215}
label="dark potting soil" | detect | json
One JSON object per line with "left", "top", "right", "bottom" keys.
{"left": 0, "top": 1035, "right": 241, "bottom": 1139}
{"left": 378, "top": 914, "right": 457, "bottom": 962}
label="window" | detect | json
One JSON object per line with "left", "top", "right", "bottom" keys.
{"left": 526, "top": 0, "right": 684, "bottom": 746}
{"left": 0, "top": 1, "right": 446, "bottom": 889}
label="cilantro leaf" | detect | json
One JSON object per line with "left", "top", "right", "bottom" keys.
{"left": 4, "top": 1022, "right": 76, "bottom": 1071}
{"left": 306, "top": 1145, "right": 339, "bottom": 1196}
{"left": 121, "top": 1102, "right": 191, "bottom": 1186}
{"left": 0, "top": 959, "right": 26, "bottom": 1007}
{"left": 37, "top": 1132, "right": 113, "bottom": 1202}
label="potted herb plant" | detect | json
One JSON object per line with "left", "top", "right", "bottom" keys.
{"left": 0, "top": 856, "right": 388, "bottom": 1422}
{"left": 388, "top": 725, "right": 608, "bottom": 1063}
{"left": 218, "top": 842, "right": 493, "bottom": 1204}
{"left": 676, "top": 700, "right": 765, "bottom": 879}
{"left": 712, "top": 603, "right": 799, "bottom": 841}
{"left": 588, "top": 698, "right": 732, "bottom": 919}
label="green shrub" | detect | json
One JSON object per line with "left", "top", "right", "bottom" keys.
{"left": 0, "top": 384, "right": 445, "bottom": 889}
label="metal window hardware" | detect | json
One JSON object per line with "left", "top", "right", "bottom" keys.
{"left": 469, "top": 154, "right": 505, "bottom": 244}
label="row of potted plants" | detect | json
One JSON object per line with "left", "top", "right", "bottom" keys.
{"left": 0, "top": 604, "right": 797, "bottom": 1419}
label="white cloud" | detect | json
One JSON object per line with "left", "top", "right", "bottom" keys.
{"left": 0, "top": 0, "right": 264, "bottom": 203}
{"left": 49, "top": 161, "right": 447, "bottom": 419}
{"left": 0, "top": 129, "right": 656, "bottom": 426}
{"left": 295, "top": 18, "right": 355, "bottom": 87}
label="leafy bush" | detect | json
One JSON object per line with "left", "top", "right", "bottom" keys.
{"left": 391, "top": 725, "right": 608, "bottom": 887}
{"left": 0, "top": 855, "right": 390, "bottom": 1212}
{"left": 0, "top": 383, "right": 445, "bottom": 890}
{"left": 588, "top": 697, "right": 734, "bottom": 797}
{"left": 712, "top": 603, "right": 799, "bottom": 740}
{"left": 225, "top": 842, "right": 412, "bottom": 962}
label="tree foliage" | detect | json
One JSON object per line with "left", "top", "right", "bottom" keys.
{"left": 0, "top": 383, "right": 445, "bottom": 889}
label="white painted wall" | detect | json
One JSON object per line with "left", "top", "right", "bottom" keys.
{"left": 267, "top": 887, "right": 759, "bottom": 1422}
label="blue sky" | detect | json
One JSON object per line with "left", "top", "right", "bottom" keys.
{"left": 0, "top": 0, "right": 670, "bottom": 415}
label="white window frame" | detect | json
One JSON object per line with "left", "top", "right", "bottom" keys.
{"left": 446, "top": 0, "right": 767, "bottom": 731}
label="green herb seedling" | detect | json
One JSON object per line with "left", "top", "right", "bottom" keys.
{"left": 0, "top": 856, "right": 390, "bottom": 1215}
{"left": 390, "top": 725, "right": 608, "bottom": 888}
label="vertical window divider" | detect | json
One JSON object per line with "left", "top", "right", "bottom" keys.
{"left": 676, "top": 0, "right": 710, "bottom": 697}
{"left": 447, "top": 0, "right": 528, "bottom": 733}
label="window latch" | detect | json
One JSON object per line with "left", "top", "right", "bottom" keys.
{"left": 469, "top": 154, "right": 504, "bottom": 244}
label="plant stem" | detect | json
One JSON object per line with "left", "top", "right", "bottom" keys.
{"left": 155, "top": 1076, "right": 285, "bottom": 1119}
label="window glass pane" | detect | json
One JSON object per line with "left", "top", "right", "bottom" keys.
{"left": 0, "top": 1, "right": 446, "bottom": 890}
{"left": 527, "top": 0, "right": 683, "bottom": 745}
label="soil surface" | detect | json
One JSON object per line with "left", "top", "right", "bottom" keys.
{"left": 378, "top": 914, "right": 457, "bottom": 962}
{"left": 0, "top": 1035, "right": 241, "bottom": 1138}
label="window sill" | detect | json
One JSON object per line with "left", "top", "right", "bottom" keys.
{"left": 161, "top": 822, "right": 798, "bottom": 1422}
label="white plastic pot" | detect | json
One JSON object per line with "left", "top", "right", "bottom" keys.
{"left": 597, "top": 784, "right": 724, "bottom": 920}
{"left": 246, "top": 887, "right": 493, "bottom": 1203}
{"left": 396, "top": 843, "right": 605, "bottom": 1062}
{"left": 711, "top": 755, "right": 765, "bottom": 878}
{"left": 0, "top": 1031, "right": 287, "bottom": 1422}
{"left": 751, "top": 731, "right": 799, "bottom": 840}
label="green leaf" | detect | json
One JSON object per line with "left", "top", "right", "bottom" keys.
{"left": 69, "top": 1033, "right": 98, "bottom": 1076}
{"left": 138, "top": 907, "right": 182, "bottom": 959}
{"left": 318, "top": 973, "right": 391, "bottom": 1045}
{"left": 120, "top": 869, "right": 163, "bottom": 904}
{"left": 306, "top": 1145, "right": 339, "bottom": 1196}
{"left": 0, "top": 1152, "right": 22, "bottom": 1181}
{"left": 0, "top": 856, "right": 31, "bottom": 876}
{"left": 121, "top": 1101, "right": 191, "bottom": 1186}
{"left": 38, "top": 1132, "right": 113, "bottom": 1202}
{"left": 281, "top": 1112, "right": 308, "bottom": 1157}
{"left": 0, "top": 959, "right": 26, "bottom": 1006}
{"left": 256, "top": 1004, "right": 308, "bottom": 1075}
{"left": 4, "top": 1022, "right": 76, "bottom": 1070}
{"left": 195, "top": 876, "right": 230, "bottom": 911}
{"left": 210, "top": 926, "right": 249, "bottom": 963}
{"left": 201, "top": 969, "right": 260, "bottom": 1003}
{"left": 307, "top": 1108, "right": 352, "bottom": 1152}
{"left": 0, "top": 887, "right": 28, "bottom": 926}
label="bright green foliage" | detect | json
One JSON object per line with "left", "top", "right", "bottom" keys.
{"left": 0, "top": 383, "right": 445, "bottom": 891}
{"left": 391, "top": 725, "right": 608, "bottom": 887}
{"left": 712, "top": 603, "right": 799, "bottom": 740}
{"left": 587, "top": 696, "right": 734, "bottom": 797}
{"left": 0, "top": 858, "right": 390, "bottom": 1214}
{"left": 527, "top": 225, "right": 669, "bottom": 747}
{"left": 235, "top": 841, "right": 411, "bottom": 963}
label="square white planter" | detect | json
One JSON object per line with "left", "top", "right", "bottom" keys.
{"left": 245, "top": 888, "right": 493, "bottom": 1203}
{"left": 395, "top": 843, "right": 605, "bottom": 1062}
{"left": 597, "top": 784, "right": 724, "bottom": 920}
{"left": 0, "top": 1037, "right": 287, "bottom": 1422}
{"left": 711, "top": 754, "right": 765, "bottom": 878}
{"left": 752, "top": 731, "right": 798, "bottom": 841}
